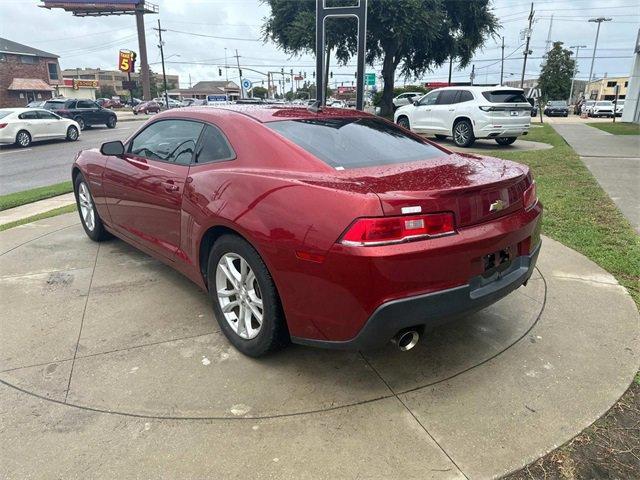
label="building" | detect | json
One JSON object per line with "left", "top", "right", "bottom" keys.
{"left": 622, "top": 30, "right": 639, "bottom": 124}
{"left": 56, "top": 78, "right": 99, "bottom": 100}
{"left": 503, "top": 78, "right": 538, "bottom": 89}
{"left": 583, "top": 76, "right": 629, "bottom": 100}
{"left": 0, "top": 38, "right": 62, "bottom": 107}
{"left": 169, "top": 81, "right": 241, "bottom": 101}
{"left": 62, "top": 67, "right": 179, "bottom": 97}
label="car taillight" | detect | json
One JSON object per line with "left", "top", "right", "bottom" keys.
{"left": 340, "top": 213, "right": 456, "bottom": 246}
{"left": 0, "top": 123, "right": 7, "bottom": 129}
{"left": 523, "top": 181, "right": 537, "bottom": 211}
{"left": 479, "top": 106, "right": 496, "bottom": 112}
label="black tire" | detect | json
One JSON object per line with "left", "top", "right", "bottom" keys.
{"left": 396, "top": 116, "right": 410, "bottom": 130}
{"left": 563, "top": 113, "right": 568, "bottom": 117}
{"left": 133, "top": 111, "right": 138, "bottom": 115}
{"left": 74, "top": 173, "right": 110, "bottom": 242}
{"left": 452, "top": 119, "right": 475, "bottom": 147}
{"left": 74, "top": 116, "right": 86, "bottom": 131}
{"left": 435, "top": 134, "right": 447, "bottom": 140}
{"left": 495, "top": 136, "right": 517, "bottom": 146}
{"left": 106, "top": 116, "right": 117, "bottom": 128}
{"left": 66, "top": 125, "right": 79, "bottom": 142}
{"left": 15, "top": 130, "right": 31, "bottom": 148}
{"left": 207, "top": 234, "right": 289, "bottom": 357}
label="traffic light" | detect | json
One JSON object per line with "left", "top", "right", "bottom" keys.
{"left": 312, "top": 71, "right": 315, "bottom": 78}
{"left": 218, "top": 68, "right": 222, "bottom": 76}
{"left": 303, "top": 71, "right": 307, "bottom": 79}
{"left": 354, "top": 72, "right": 357, "bottom": 78}
{"left": 239, "top": 69, "right": 243, "bottom": 76}
{"left": 330, "top": 71, "right": 333, "bottom": 79}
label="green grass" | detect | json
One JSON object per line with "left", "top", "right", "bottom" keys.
{"left": 483, "top": 124, "right": 640, "bottom": 308}
{"left": 587, "top": 122, "right": 640, "bottom": 135}
{"left": 0, "top": 181, "right": 73, "bottom": 211}
{"left": 0, "top": 204, "right": 77, "bottom": 232}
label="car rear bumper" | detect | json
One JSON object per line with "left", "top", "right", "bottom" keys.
{"left": 293, "top": 241, "right": 540, "bottom": 351}
{"left": 474, "top": 118, "right": 530, "bottom": 138}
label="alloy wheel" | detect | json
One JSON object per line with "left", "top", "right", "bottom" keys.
{"left": 77, "top": 182, "right": 95, "bottom": 232}
{"left": 215, "top": 253, "right": 264, "bottom": 340}
{"left": 454, "top": 122, "right": 470, "bottom": 145}
{"left": 16, "top": 131, "right": 30, "bottom": 147}
{"left": 68, "top": 127, "right": 78, "bottom": 141}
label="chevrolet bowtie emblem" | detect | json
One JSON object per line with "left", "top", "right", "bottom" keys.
{"left": 490, "top": 199, "right": 506, "bottom": 212}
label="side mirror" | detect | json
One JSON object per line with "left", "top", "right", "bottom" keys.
{"left": 100, "top": 140, "right": 125, "bottom": 156}
{"left": 413, "top": 100, "right": 420, "bottom": 106}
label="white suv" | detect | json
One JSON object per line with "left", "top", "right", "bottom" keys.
{"left": 394, "top": 86, "right": 532, "bottom": 147}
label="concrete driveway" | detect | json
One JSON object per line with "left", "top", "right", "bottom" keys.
{"left": 1, "top": 214, "right": 638, "bottom": 479}
{"left": 551, "top": 123, "right": 640, "bottom": 232}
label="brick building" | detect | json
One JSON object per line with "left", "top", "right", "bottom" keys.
{"left": 62, "top": 67, "right": 179, "bottom": 97}
{"left": 0, "top": 38, "right": 62, "bottom": 107}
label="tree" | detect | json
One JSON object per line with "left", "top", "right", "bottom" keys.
{"left": 263, "top": 0, "right": 498, "bottom": 115}
{"left": 97, "top": 85, "right": 116, "bottom": 99}
{"left": 538, "top": 42, "right": 576, "bottom": 102}
{"left": 252, "top": 86, "right": 268, "bottom": 99}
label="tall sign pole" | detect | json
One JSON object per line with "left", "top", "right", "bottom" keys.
{"left": 500, "top": 36, "right": 505, "bottom": 85}
{"left": 315, "top": 0, "right": 367, "bottom": 110}
{"left": 135, "top": 3, "right": 151, "bottom": 100}
{"left": 587, "top": 17, "right": 612, "bottom": 83}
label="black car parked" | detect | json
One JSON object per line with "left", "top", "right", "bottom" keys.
{"left": 544, "top": 100, "right": 569, "bottom": 117}
{"left": 43, "top": 98, "right": 117, "bottom": 131}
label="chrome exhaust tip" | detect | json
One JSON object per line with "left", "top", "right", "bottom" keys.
{"left": 392, "top": 330, "right": 420, "bottom": 352}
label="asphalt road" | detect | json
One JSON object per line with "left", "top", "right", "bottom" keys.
{"left": 0, "top": 119, "right": 147, "bottom": 195}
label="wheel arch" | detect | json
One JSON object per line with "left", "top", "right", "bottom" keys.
{"left": 198, "top": 224, "right": 254, "bottom": 290}
{"left": 452, "top": 115, "right": 474, "bottom": 134}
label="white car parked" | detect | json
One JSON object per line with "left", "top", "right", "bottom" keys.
{"left": 615, "top": 99, "right": 625, "bottom": 117}
{"left": 0, "top": 108, "right": 80, "bottom": 148}
{"left": 394, "top": 86, "right": 532, "bottom": 147}
{"left": 589, "top": 101, "right": 615, "bottom": 118}
{"left": 392, "top": 91, "right": 423, "bottom": 109}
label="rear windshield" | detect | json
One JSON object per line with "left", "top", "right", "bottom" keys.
{"left": 547, "top": 101, "right": 567, "bottom": 106}
{"left": 268, "top": 117, "right": 443, "bottom": 169}
{"left": 44, "top": 101, "right": 68, "bottom": 110}
{"left": 0, "top": 110, "right": 14, "bottom": 119}
{"left": 482, "top": 90, "right": 528, "bottom": 103}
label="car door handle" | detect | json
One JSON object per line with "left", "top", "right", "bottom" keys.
{"left": 162, "top": 181, "right": 179, "bottom": 192}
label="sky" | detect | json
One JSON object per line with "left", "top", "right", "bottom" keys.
{"left": 1, "top": 0, "right": 638, "bottom": 91}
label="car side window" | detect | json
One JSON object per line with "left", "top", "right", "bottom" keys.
{"left": 458, "top": 90, "right": 474, "bottom": 103}
{"left": 418, "top": 91, "right": 439, "bottom": 106}
{"left": 18, "top": 111, "right": 39, "bottom": 120}
{"left": 128, "top": 119, "right": 204, "bottom": 166}
{"left": 195, "top": 124, "right": 235, "bottom": 164}
{"left": 77, "top": 100, "right": 94, "bottom": 109}
{"left": 37, "top": 110, "right": 58, "bottom": 120}
{"left": 436, "top": 90, "right": 459, "bottom": 105}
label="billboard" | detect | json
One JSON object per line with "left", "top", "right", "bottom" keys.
{"left": 118, "top": 50, "right": 137, "bottom": 73}
{"left": 41, "top": 0, "right": 158, "bottom": 15}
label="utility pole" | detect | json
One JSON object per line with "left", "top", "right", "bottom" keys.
{"left": 224, "top": 48, "right": 229, "bottom": 82}
{"left": 154, "top": 19, "right": 169, "bottom": 108}
{"left": 568, "top": 45, "right": 586, "bottom": 104}
{"left": 448, "top": 56, "right": 453, "bottom": 85}
{"left": 520, "top": 3, "right": 534, "bottom": 89}
{"left": 500, "top": 36, "right": 505, "bottom": 84}
{"left": 470, "top": 64, "right": 475, "bottom": 86}
{"left": 235, "top": 50, "right": 244, "bottom": 99}
{"left": 587, "top": 17, "right": 612, "bottom": 83}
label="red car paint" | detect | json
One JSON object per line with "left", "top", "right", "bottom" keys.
{"left": 73, "top": 106, "right": 542, "bottom": 344}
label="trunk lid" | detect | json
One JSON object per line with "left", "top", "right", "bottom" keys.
{"left": 344, "top": 153, "right": 530, "bottom": 228}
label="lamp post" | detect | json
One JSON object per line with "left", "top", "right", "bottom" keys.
{"left": 587, "top": 18, "right": 612, "bottom": 85}
{"left": 568, "top": 45, "right": 586, "bottom": 104}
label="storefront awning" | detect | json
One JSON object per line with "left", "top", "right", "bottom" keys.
{"left": 7, "top": 78, "right": 54, "bottom": 91}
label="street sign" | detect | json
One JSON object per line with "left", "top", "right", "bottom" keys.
{"left": 118, "top": 50, "right": 136, "bottom": 73}
{"left": 241, "top": 78, "right": 252, "bottom": 90}
{"left": 365, "top": 73, "right": 376, "bottom": 86}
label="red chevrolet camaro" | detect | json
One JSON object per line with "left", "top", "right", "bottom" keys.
{"left": 72, "top": 105, "right": 542, "bottom": 357}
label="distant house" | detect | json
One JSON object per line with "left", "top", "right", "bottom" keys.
{"left": 169, "top": 80, "right": 241, "bottom": 101}
{"left": 0, "top": 38, "right": 62, "bottom": 107}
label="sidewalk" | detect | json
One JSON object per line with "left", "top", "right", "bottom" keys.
{"left": 551, "top": 123, "right": 640, "bottom": 232}
{"left": 0, "top": 193, "right": 75, "bottom": 227}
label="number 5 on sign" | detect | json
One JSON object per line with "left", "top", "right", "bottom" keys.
{"left": 118, "top": 50, "right": 136, "bottom": 73}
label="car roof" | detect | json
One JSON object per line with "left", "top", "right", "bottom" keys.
{"left": 429, "top": 85, "right": 525, "bottom": 93}
{"left": 171, "top": 104, "right": 371, "bottom": 123}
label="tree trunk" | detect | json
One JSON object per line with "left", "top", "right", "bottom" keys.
{"left": 379, "top": 52, "right": 397, "bottom": 118}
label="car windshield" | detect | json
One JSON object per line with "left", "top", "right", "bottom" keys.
{"left": 481, "top": 90, "right": 528, "bottom": 103}
{"left": 596, "top": 101, "right": 612, "bottom": 106}
{"left": 547, "top": 101, "right": 567, "bottom": 106}
{"left": 267, "top": 117, "right": 444, "bottom": 169}
{"left": 45, "top": 101, "right": 68, "bottom": 110}
{"left": 0, "top": 110, "right": 15, "bottom": 119}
